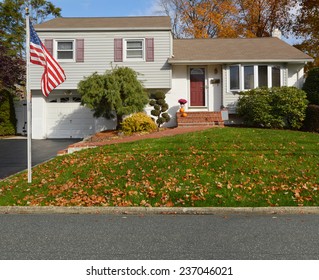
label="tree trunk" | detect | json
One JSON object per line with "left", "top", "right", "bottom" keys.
{"left": 116, "top": 114, "right": 123, "bottom": 130}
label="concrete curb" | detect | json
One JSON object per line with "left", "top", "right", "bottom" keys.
{"left": 1, "top": 206, "right": 319, "bottom": 215}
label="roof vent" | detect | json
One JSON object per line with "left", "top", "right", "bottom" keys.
{"left": 272, "top": 28, "right": 282, "bottom": 39}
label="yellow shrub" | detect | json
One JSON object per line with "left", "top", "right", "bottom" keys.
{"left": 121, "top": 112, "right": 157, "bottom": 135}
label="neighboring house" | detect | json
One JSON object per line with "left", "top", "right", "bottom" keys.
{"left": 22, "top": 16, "right": 312, "bottom": 139}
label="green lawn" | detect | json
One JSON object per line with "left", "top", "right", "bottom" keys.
{"left": 1, "top": 127, "right": 319, "bottom": 207}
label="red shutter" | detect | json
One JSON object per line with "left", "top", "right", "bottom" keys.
{"left": 76, "top": 39, "right": 84, "bottom": 62}
{"left": 114, "top": 38, "right": 123, "bottom": 62}
{"left": 146, "top": 38, "right": 154, "bottom": 62}
{"left": 44, "top": 39, "right": 53, "bottom": 55}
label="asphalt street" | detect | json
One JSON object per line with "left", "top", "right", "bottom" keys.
{"left": 0, "top": 138, "right": 79, "bottom": 179}
{"left": 0, "top": 213, "right": 318, "bottom": 260}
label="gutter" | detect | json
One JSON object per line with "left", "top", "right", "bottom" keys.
{"left": 168, "top": 59, "right": 314, "bottom": 65}
{"left": 35, "top": 27, "right": 172, "bottom": 32}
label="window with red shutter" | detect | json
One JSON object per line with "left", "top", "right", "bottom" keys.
{"left": 76, "top": 39, "right": 84, "bottom": 62}
{"left": 44, "top": 39, "right": 53, "bottom": 55}
{"left": 114, "top": 38, "right": 123, "bottom": 62}
{"left": 145, "top": 38, "right": 154, "bottom": 62}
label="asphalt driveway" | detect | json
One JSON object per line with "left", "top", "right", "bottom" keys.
{"left": 0, "top": 138, "right": 79, "bottom": 179}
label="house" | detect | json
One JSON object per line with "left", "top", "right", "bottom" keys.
{"left": 21, "top": 16, "right": 312, "bottom": 139}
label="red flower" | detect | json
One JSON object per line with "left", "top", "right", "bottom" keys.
{"left": 178, "top": 99, "right": 187, "bottom": 105}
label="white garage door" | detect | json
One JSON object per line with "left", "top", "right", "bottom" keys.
{"left": 46, "top": 96, "right": 95, "bottom": 139}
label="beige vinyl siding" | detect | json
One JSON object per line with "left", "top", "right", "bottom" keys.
{"left": 30, "top": 30, "right": 172, "bottom": 90}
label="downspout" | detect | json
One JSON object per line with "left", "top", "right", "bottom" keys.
{"left": 221, "top": 64, "right": 226, "bottom": 110}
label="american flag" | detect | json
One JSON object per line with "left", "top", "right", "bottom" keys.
{"left": 29, "top": 20, "right": 66, "bottom": 97}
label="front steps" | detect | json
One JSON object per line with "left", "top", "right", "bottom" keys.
{"left": 176, "top": 111, "right": 224, "bottom": 127}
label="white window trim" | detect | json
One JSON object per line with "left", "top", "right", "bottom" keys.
{"left": 243, "top": 65, "right": 255, "bottom": 90}
{"left": 124, "top": 38, "right": 145, "bottom": 61}
{"left": 228, "top": 64, "right": 283, "bottom": 92}
{"left": 270, "top": 65, "right": 283, "bottom": 87}
{"left": 228, "top": 64, "right": 241, "bottom": 92}
{"left": 54, "top": 39, "right": 75, "bottom": 62}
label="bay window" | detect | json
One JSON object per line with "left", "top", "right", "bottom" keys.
{"left": 228, "top": 64, "right": 282, "bottom": 92}
{"left": 258, "top": 65, "right": 268, "bottom": 87}
{"left": 272, "top": 66, "right": 281, "bottom": 87}
{"left": 244, "top": 66, "right": 254, "bottom": 89}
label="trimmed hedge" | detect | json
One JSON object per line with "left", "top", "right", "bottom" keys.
{"left": 149, "top": 91, "right": 170, "bottom": 127}
{"left": 237, "top": 87, "right": 308, "bottom": 130}
{"left": 302, "top": 104, "right": 319, "bottom": 132}
{"left": 121, "top": 112, "right": 158, "bottom": 135}
{"left": 0, "top": 89, "right": 17, "bottom": 136}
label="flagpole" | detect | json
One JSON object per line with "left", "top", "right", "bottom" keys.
{"left": 26, "top": 8, "right": 32, "bottom": 183}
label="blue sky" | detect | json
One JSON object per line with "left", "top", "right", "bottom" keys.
{"left": 52, "top": 0, "right": 162, "bottom": 17}
{"left": 49, "top": 0, "right": 297, "bottom": 44}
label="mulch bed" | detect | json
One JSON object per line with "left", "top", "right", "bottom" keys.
{"left": 83, "top": 126, "right": 213, "bottom": 144}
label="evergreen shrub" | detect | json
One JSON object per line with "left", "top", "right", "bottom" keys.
{"left": 302, "top": 104, "right": 319, "bottom": 132}
{"left": 237, "top": 87, "right": 308, "bottom": 130}
{"left": 149, "top": 92, "right": 170, "bottom": 127}
{"left": 302, "top": 67, "right": 319, "bottom": 105}
{"left": 0, "top": 89, "right": 17, "bottom": 136}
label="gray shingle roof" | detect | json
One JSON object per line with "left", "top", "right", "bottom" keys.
{"left": 169, "top": 38, "right": 312, "bottom": 63}
{"left": 35, "top": 16, "right": 311, "bottom": 63}
{"left": 34, "top": 16, "right": 171, "bottom": 30}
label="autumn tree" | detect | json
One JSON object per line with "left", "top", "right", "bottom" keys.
{"left": 293, "top": 0, "right": 319, "bottom": 68}
{"left": 158, "top": 0, "right": 238, "bottom": 38}
{"left": 158, "top": 0, "right": 297, "bottom": 39}
{"left": 234, "top": 0, "right": 297, "bottom": 38}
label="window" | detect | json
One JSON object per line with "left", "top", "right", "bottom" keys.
{"left": 60, "top": 97, "right": 70, "bottom": 103}
{"left": 55, "top": 40, "right": 75, "bottom": 61}
{"left": 115, "top": 38, "right": 154, "bottom": 62}
{"left": 125, "top": 39, "right": 144, "bottom": 60}
{"left": 272, "top": 66, "right": 281, "bottom": 87}
{"left": 230, "top": 65, "right": 239, "bottom": 90}
{"left": 244, "top": 66, "right": 254, "bottom": 89}
{"left": 48, "top": 96, "right": 81, "bottom": 103}
{"left": 229, "top": 64, "right": 282, "bottom": 91}
{"left": 258, "top": 66, "right": 268, "bottom": 87}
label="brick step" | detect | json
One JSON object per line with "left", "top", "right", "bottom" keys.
{"left": 178, "top": 123, "right": 224, "bottom": 127}
{"left": 178, "top": 117, "right": 222, "bottom": 122}
{"left": 177, "top": 112, "right": 224, "bottom": 127}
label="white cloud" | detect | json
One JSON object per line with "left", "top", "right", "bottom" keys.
{"left": 129, "top": 0, "right": 165, "bottom": 16}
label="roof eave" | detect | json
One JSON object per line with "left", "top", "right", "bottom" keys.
{"left": 35, "top": 27, "right": 171, "bottom": 32}
{"left": 168, "top": 58, "right": 313, "bottom": 65}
